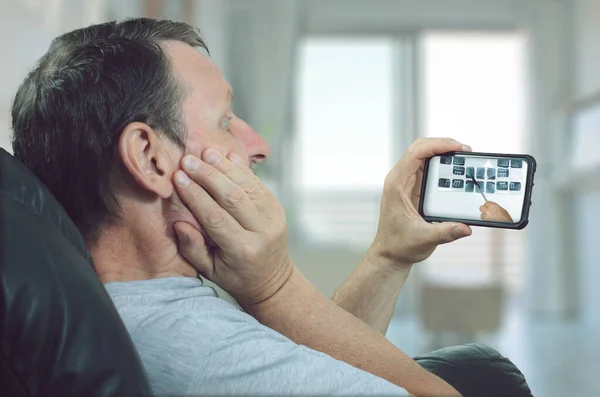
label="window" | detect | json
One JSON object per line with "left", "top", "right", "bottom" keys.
{"left": 293, "top": 37, "right": 397, "bottom": 246}
{"left": 571, "top": 103, "right": 600, "bottom": 171}
{"left": 420, "top": 31, "right": 529, "bottom": 295}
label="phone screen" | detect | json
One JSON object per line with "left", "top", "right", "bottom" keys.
{"left": 421, "top": 153, "right": 533, "bottom": 226}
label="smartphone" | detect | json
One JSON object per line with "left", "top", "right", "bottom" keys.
{"left": 418, "top": 152, "right": 537, "bottom": 229}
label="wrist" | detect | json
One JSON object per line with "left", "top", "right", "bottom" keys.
{"left": 232, "top": 258, "right": 296, "bottom": 308}
{"left": 243, "top": 265, "right": 314, "bottom": 321}
{"left": 366, "top": 245, "right": 413, "bottom": 273}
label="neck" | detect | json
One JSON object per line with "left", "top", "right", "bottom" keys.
{"left": 91, "top": 217, "right": 198, "bottom": 284}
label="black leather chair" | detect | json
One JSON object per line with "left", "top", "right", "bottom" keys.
{"left": 0, "top": 148, "right": 152, "bottom": 397}
{"left": 415, "top": 343, "right": 533, "bottom": 397}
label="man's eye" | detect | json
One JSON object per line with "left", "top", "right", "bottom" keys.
{"left": 222, "top": 115, "right": 233, "bottom": 131}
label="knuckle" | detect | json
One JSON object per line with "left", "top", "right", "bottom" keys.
{"left": 269, "top": 220, "right": 287, "bottom": 238}
{"left": 275, "top": 221, "right": 287, "bottom": 236}
{"left": 276, "top": 204, "right": 286, "bottom": 219}
{"left": 240, "top": 240, "right": 260, "bottom": 259}
{"left": 225, "top": 188, "right": 245, "bottom": 207}
{"left": 410, "top": 137, "right": 428, "bottom": 149}
{"left": 207, "top": 207, "right": 227, "bottom": 226}
{"left": 384, "top": 173, "right": 394, "bottom": 186}
{"left": 440, "top": 231, "right": 452, "bottom": 244}
{"left": 243, "top": 182, "right": 259, "bottom": 197}
{"left": 384, "top": 175, "right": 401, "bottom": 192}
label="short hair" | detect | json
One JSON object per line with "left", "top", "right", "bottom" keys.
{"left": 11, "top": 18, "right": 208, "bottom": 243}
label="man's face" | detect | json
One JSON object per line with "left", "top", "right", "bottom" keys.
{"left": 161, "top": 40, "right": 270, "bottom": 241}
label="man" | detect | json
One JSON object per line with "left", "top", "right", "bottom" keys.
{"left": 12, "top": 18, "right": 492, "bottom": 397}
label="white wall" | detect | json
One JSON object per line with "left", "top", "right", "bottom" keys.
{"left": 576, "top": 192, "right": 600, "bottom": 325}
{"left": 522, "top": 0, "right": 578, "bottom": 319}
{"left": 303, "top": 0, "right": 527, "bottom": 33}
{"left": 193, "top": 0, "right": 229, "bottom": 78}
{"left": 574, "top": 0, "right": 600, "bottom": 98}
{"left": 572, "top": 0, "right": 600, "bottom": 325}
{"left": 0, "top": 1, "right": 53, "bottom": 153}
{"left": 0, "top": 0, "right": 113, "bottom": 154}
{"left": 525, "top": 0, "right": 600, "bottom": 323}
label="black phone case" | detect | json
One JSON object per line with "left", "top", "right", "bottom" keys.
{"left": 418, "top": 151, "right": 537, "bottom": 230}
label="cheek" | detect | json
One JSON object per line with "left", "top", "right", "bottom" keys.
{"left": 186, "top": 131, "right": 245, "bottom": 160}
{"left": 230, "top": 136, "right": 249, "bottom": 158}
{"left": 184, "top": 139, "right": 205, "bottom": 158}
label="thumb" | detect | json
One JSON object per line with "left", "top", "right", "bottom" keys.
{"left": 174, "top": 222, "right": 214, "bottom": 278}
{"left": 434, "top": 222, "right": 472, "bottom": 244}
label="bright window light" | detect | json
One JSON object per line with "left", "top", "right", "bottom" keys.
{"left": 422, "top": 31, "right": 528, "bottom": 153}
{"left": 295, "top": 38, "right": 394, "bottom": 189}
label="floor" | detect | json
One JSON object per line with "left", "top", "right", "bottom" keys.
{"left": 386, "top": 300, "right": 600, "bottom": 397}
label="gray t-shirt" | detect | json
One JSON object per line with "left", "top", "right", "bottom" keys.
{"left": 105, "top": 277, "right": 409, "bottom": 397}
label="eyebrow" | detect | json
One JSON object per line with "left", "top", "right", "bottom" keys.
{"left": 227, "top": 87, "right": 234, "bottom": 103}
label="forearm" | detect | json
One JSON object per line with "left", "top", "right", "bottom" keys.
{"left": 245, "top": 266, "right": 460, "bottom": 397}
{"left": 332, "top": 249, "right": 412, "bottom": 335}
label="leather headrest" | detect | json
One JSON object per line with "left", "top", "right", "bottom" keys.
{"left": 0, "top": 148, "right": 152, "bottom": 396}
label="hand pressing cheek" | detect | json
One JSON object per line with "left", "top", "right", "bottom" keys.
{"left": 480, "top": 201, "right": 513, "bottom": 223}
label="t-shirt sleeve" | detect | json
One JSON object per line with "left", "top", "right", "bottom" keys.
{"left": 185, "top": 313, "right": 410, "bottom": 397}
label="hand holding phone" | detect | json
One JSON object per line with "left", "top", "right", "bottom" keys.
{"left": 418, "top": 152, "right": 536, "bottom": 229}
{"left": 368, "top": 138, "right": 474, "bottom": 267}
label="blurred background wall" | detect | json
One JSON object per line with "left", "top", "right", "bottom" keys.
{"left": 1, "top": 0, "right": 598, "bottom": 396}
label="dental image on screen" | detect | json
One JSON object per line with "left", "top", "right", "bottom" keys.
{"left": 423, "top": 155, "right": 529, "bottom": 223}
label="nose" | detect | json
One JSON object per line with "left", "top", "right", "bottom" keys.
{"left": 250, "top": 132, "right": 270, "bottom": 164}
{"left": 237, "top": 120, "right": 270, "bottom": 164}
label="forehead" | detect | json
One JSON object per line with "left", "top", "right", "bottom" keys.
{"left": 160, "top": 40, "right": 230, "bottom": 108}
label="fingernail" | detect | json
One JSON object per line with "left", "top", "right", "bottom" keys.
{"left": 183, "top": 155, "right": 200, "bottom": 171}
{"left": 453, "top": 226, "right": 468, "bottom": 238}
{"left": 176, "top": 171, "right": 191, "bottom": 187}
{"left": 230, "top": 154, "right": 243, "bottom": 167}
{"left": 462, "top": 145, "right": 472, "bottom": 152}
{"left": 204, "top": 149, "right": 220, "bottom": 165}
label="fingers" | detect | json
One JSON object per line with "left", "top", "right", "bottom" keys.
{"left": 174, "top": 169, "right": 248, "bottom": 248}
{"left": 197, "top": 149, "right": 281, "bottom": 219}
{"left": 429, "top": 222, "right": 472, "bottom": 244}
{"left": 180, "top": 154, "right": 262, "bottom": 230}
{"left": 395, "top": 138, "right": 472, "bottom": 185}
{"left": 480, "top": 203, "right": 513, "bottom": 222}
{"left": 480, "top": 204, "right": 490, "bottom": 220}
{"left": 409, "top": 137, "right": 471, "bottom": 159}
{"left": 201, "top": 148, "right": 261, "bottom": 199}
{"left": 410, "top": 168, "right": 424, "bottom": 209}
{"left": 174, "top": 221, "right": 214, "bottom": 278}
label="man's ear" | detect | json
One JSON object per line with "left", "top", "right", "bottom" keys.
{"left": 118, "top": 122, "right": 175, "bottom": 199}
